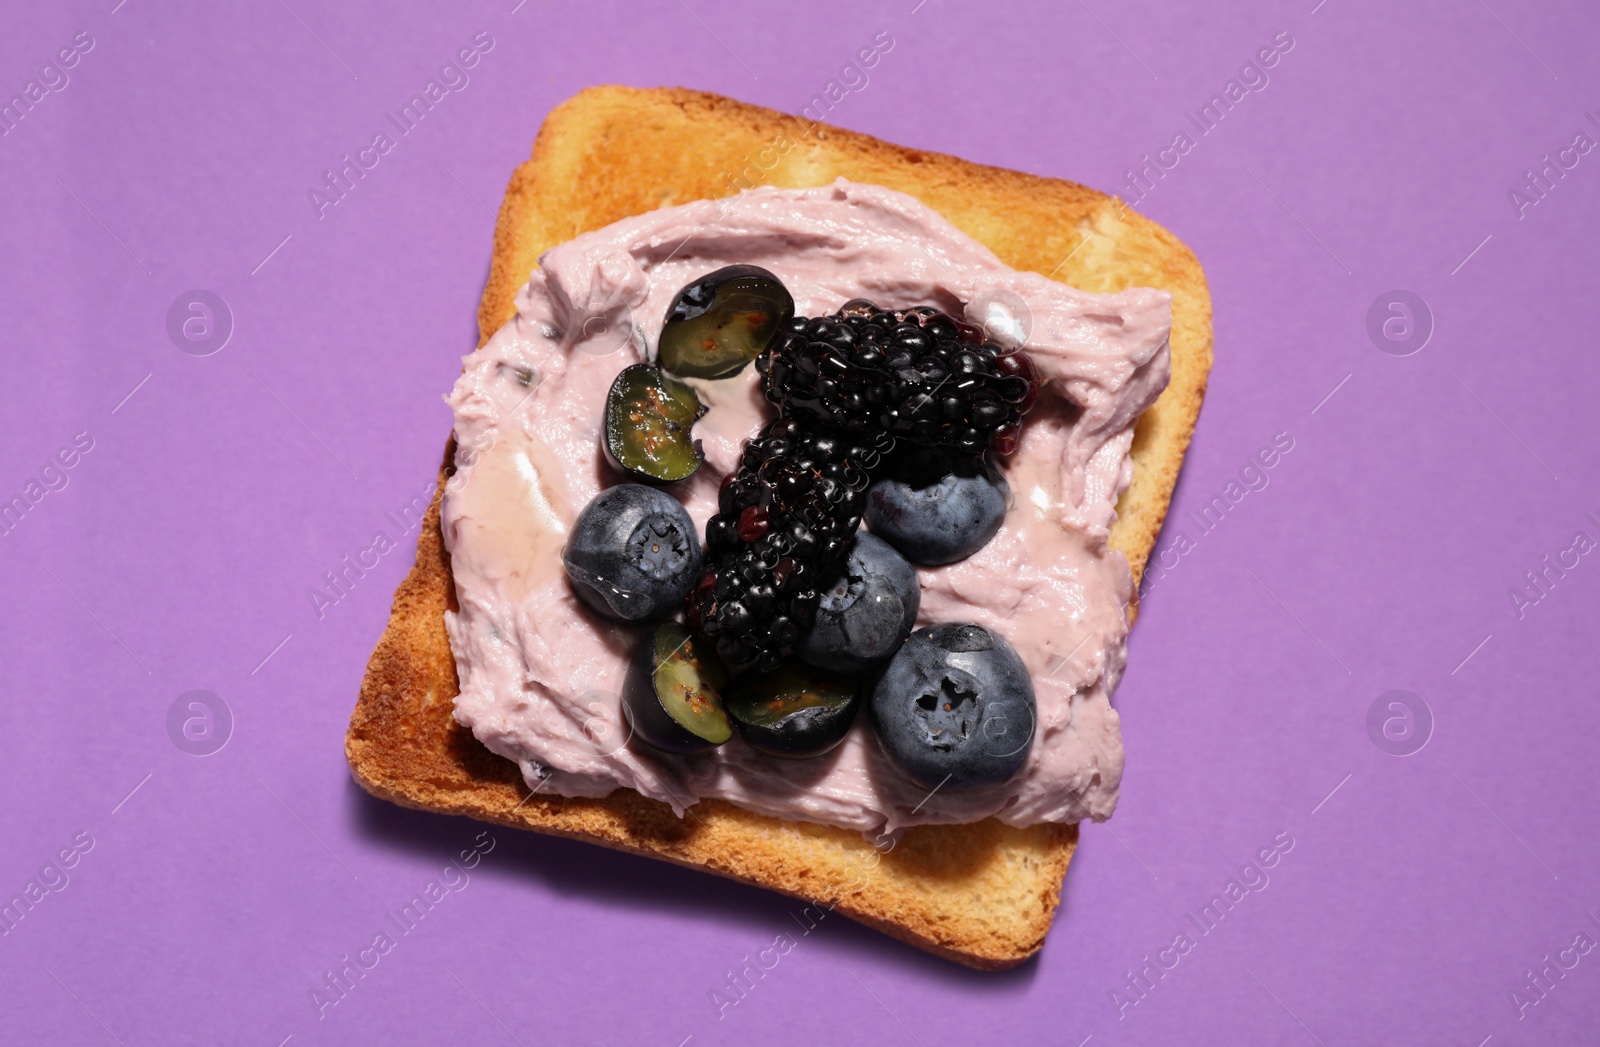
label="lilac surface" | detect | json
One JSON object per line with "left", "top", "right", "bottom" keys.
{"left": 2, "top": 0, "right": 1597, "bottom": 1043}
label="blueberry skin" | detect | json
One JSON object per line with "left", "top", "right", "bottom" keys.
{"left": 869, "top": 623, "right": 1035, "bottom": 791}
{"left": 797, "top": 532, "right": 919, "bottom": 672}
{"left": 562, "top": 484, "right": 701, "bottom": 623}
{"left": 866, "top": 448, "right": 1009, "bottom": 565}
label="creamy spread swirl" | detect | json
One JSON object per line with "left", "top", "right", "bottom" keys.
{"left": 442, "top": 180, "right": 1171, "bottom": 834}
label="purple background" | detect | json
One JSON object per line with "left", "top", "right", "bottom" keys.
{"left": 2, "top": 0, "right": 1597, "bottom": 1043}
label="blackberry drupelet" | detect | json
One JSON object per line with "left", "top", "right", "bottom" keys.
{"left": 755, "top": 301, "right": 1040, "bottom": 456}
{"left": 687, "top": 417, "right": 891, "bottom": 670}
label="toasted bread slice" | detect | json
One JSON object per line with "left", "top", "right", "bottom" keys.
{"left": 347, "top": 86, "right": 1211, "bottom": 970}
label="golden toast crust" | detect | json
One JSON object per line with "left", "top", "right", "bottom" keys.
{"left": 346, "top": 86, "right": 1211, "bottom": 970}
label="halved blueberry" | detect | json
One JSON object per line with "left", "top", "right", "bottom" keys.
{"left": 604, "top": 363, "right": 705, "bottom": 483}
{"left": 866, "top": 447, "right": 1009, "bottom": 565}
{"left": 622, "top": 621, "right": 731, "bottom": 754}
{"left": 724, "top": 660, "right": 861, "bottom": 759}
{"left": 658, "top": 265, "right": 795, "bottom": 379}
{"left": 868, "top": 623, "right": 1035, "bottom": 791}
{"left": 797, "top": 532, "right": 919, "bottom": 672}
{"left": 563, "top": 484, "right": 700, "bottom": 623}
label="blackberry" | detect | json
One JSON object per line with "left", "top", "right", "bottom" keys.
{"left": 756, "top": 301, "right": 1040, "bottom": 457}
{"left": 686, "top": 417, "right": 890, "bottom": 670}
{"left": 692, "top": 300, "right": 1040, "bottom": 668}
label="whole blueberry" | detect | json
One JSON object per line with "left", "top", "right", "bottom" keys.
{"left": 562, "top": 484, "right": 700, "bottom": 623}
{"left": 866, "top": 447, "right": 1009, "bottom": 565}
{"left": 869, "top": 623, "right": 1035, "bottom": 791}
{"left": 797, "top": 532, "right": 919, "bottom": 672}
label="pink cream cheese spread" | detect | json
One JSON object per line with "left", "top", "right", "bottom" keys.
{"left": 441, "top": 180, "right": 1171, "bottom": 834}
